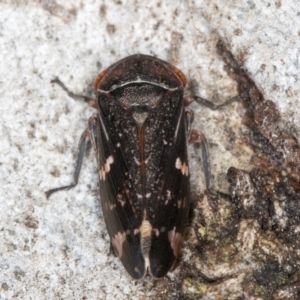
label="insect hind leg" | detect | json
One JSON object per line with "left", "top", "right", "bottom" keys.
{"left": 189, "top": 130, "right": 210, "bottom": 190}
{"left": 185, "top": 108, "right": 210, "bottom": 190}
{"left": 51, "top": 77, "right": 98, "bottom": 109}
{"left": 185, "top": 94, "right": 240, "bottom": 110}
{"left": 45, "top": 114, "right": 99, "bottom": 199}
{"left": 184, "top": 87, "right": 241, "bottom": 190}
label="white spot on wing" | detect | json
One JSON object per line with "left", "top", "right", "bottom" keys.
{"left": 117, "top": 194, "right": 126, "bottom": 207}
{"left": 144, "top": 154, "right": 152, "bottom": 165}
{"left": 165, "top": 190, "right": 172, "bottom": 205}
{"left": 109, "top": 203, "right": 116, "bottom": 210}
{"left": 111, "top": 232, "right": 126, "bottom": 258}
{"left": 99, "top": 169, "right": 106, "bottom": 181}
{"left": 168, "top": 227, "right": 184, "bottom": 257}
{"left": 99, "top": 155, "right": 114, "bottom": 180}
{"left": 175, "top": 157, "right": 189, "bottom": 176}
{"left": 153, "top": 228, "right": 159, "bottom": 237}
{"left": 177, "top": 199, "right": 182, "bottom": 208}
{"left": 175, "top": 157, "right": 181, "bottom": 169}
{"left": 134, "top": 156, "right": 141, "bottom": 166}
{"left": 105, "top": 156, "right": 114, "bottom": 172}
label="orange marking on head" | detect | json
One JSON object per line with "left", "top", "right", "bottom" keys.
{"left": 170, "top": 65, "right": 187, "bottom": 87}
{"left": 93, "top": 68, "right": 108, "bottom": 90}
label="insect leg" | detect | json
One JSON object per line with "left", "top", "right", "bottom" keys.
{"left": 51, "top": 77, "right": 98, "bottom": 109}
{"left": 46, "top": 113, "right": 100, "bottom": 199}
{"left": 185, "top": 94, "right": 240, "bottom": 110}
{"left": 185, "top": 88, "right": 241, "bottom": 190}
{"left": 185, "top": 108, "right": 210, "bottom": 189}
{"left": 185, "top": 109, "right": 194, "bottom": 136}
{"left": 189, "top": 129, "right": 210, "bottom": 190}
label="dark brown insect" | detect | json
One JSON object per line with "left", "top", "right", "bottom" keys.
{"left": 46, "top": 52, "right": 239, "bottom": 279}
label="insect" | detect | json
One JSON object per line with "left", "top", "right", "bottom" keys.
{"left": 46, "top": 52, "right": 239, "bottom": 279}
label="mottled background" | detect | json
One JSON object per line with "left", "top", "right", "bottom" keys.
{"left": 0, "top": 1, "right": 299, "bottom": 299}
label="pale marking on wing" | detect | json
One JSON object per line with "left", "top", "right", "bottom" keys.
{"left": 177, "top": 199, "right": 182, "bottom": 208}
{"left": 175, "top": 157, "right": 189, "bottom": 176}
{"left": 144, "top": 153, "right": 152, "bottom": 165}
{"left": 111, "top": 232, "right": 126, "bottom": 258}
{"left": 117, "top": 193, "right": 126, "bottom": 207}
{"left": 165, "top": 189, "right": 172, "bottom": 205}
{"left": 168, "top": 227, "right": 184, "bottom": 257}
{"left": 134, "top": 156, "right": 141, "bottom": 166}
{"left": 153, "top": 228, "right": 159, "bottom": 237}
{"left": 99, "top": 155, "right": 114, "bottom": 180}
{"left": 109, "top": 203, "right": 116, "bottom": 210}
